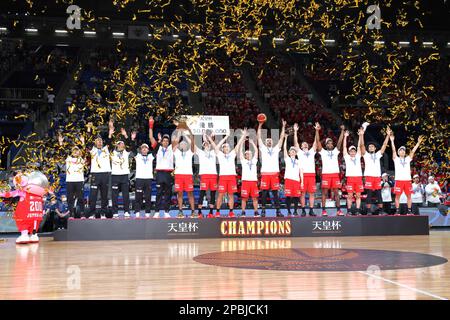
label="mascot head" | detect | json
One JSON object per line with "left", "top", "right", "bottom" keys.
{"left": 13, "top": 171, "right": 49, "bottom": 197}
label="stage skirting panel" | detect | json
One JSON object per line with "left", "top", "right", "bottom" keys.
{"left": 53, "top": 215, "right": 429, "bottom": 241}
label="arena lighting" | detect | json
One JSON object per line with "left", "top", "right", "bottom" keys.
{"left": 374, "top": 40, "right": 385, "bottom": 45}
{"left": 83, "top": 30, "right": 96, "bottom": 36}
{"left": 423, "top": 41, "right": 433, "bottom": 47}
{"left": 112, "top": 32, "right": 125, "bottom": 37}
{"left": 56, "top": 44, "right": 69, "bottom": 47}
{"left": 195, "top": 35, "right": 202, "bottom": 39}
{"left": 0, "top": 27, "right": 7, "bottom": 31}
{"left": 299, "top": 38, "right": 310, "bottom": 43}
{"left": 399, "top": 41, "right": 410, "bottom": 47}
{"left": 447, "top": 42, "right": 450, "bottom": 48}
{"left": 25, "top": 28, "right": 38, "bottom": 33}
{"left": 324, "top": 39, "right": 335, "bottom": 46}
{"left": 351, "top": 40, "right": 360, "bottom": 46}
{"left": 172, "top": 34, "right": 179, "bottom": 38}
{"left": 55, "top": 29, "right": 68, "bottom": 34}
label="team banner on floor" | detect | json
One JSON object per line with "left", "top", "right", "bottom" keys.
{"left": 181, "top": 115, "right": 230, "bottom": 135}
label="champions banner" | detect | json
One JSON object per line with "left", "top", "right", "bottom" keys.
{"left": 181, "top": 115, "right": 230, "bottom": 135}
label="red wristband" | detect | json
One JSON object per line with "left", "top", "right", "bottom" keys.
{"left": 149, "top": 118, "right": 154, "bottom": 129}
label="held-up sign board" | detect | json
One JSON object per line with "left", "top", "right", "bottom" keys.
{"left": 181, "top": 115, "right": 230, "bottom": 135}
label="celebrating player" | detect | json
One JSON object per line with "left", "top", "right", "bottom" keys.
{"left": 389, "top": 132, "right": 424, "bottom": 215}
{"left": 257, "top": 118, "right": 286, "bottom": 217}
{"left": 207, "top": 131, "right": 246, "bottom": 217}
{"left": 194, "top": 134, "right": 218, "bottom": 218}
{"left": 293, "top": 122, "right": 318, "bottom": 216}
{"left": 149, "top": 116, "right": 173, "bottom": 218}
{"left": 238, "top": 131, "right": 259, "bottom": 217}
{"left": 172, "top": 129, "right": 196, "bottom": 218}
{"left": 360, "top": 126, "right": 391, "bottom": 214}
{"left": 316, "top": 123, "right": 345, "bottom": 216}
{"left": 342, "top": 129, "right": 363, "bottom": 215}
{"left": 85, "top": 120, "right": 113, "bottom": 219}
{"left": 133, "top": 142, "right": 155, "bottom": 218}
{"left": 283, "top": 132, "right": 304, "bottom": 216}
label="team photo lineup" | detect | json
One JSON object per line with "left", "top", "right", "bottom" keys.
{"left": 0, "top": 0, "right": 449, "bottom": 305}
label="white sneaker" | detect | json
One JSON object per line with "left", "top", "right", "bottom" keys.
{"left": 29, "top": 234, "right": 39, "bottom": 243}
{"left": 145, "top": 213, "right": 150, "bottom": 218}
{"left": 113, "top": 213, "right": 119, "bottom": 218}
{"left": 124, "top": 212, "right": 130, "bottom": 218}
{"left": 135, "top": 212, "right": 140, "bottom": 218}
{"left": 164, "top": 212, "right": 171, "bottom": 218}
{"left": 16, "top": 234, "right": 30, "bottom": 244}
{"left": 88, "top": 215, "right": 95, "bottom": 220}
{"left": 101, "top": 215, "right": 106, "bottom": 219}
{"left": 153, "top": 212, "right": 160, "bottom": 218}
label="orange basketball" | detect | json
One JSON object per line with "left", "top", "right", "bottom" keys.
{"left": 257, "top": 113, "right": 267, "bottom": 123}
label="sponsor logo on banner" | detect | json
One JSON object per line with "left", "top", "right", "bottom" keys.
{"left": 220, "top": 219, "right": 291, "bottom": 237}
{"left": 312, "top": 220, "right": 342, "bottom": 234}
{"left": 181, "top": 115, "right": 230, "bottom": 135}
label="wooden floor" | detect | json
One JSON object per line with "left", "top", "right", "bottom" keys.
{"left": 0, "top": 232, "right": 449, "bottom": 300}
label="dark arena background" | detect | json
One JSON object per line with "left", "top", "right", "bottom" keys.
{"left": 0, "top": 0, "right": 449, "bottom": 307}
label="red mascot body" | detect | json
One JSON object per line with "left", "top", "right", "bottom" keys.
{"left": 0, "top": 171, "right": 49, "bottom": 244}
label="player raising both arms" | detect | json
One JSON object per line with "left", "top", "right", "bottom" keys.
{"left": 342, "top": 129, "right": 364, "bottom": 215}
{"left": 172, "top": 128, "right": 197, "bottom": 218}
{"left": 207, "top": 131, "right": 246, "bottom": 217}
{"left": 360, "top": 126, "right": 391, "bottom": 214}
{"left": 194, "top": 134, "right": 218, "bottom": 218}
{"left": 238, "top": 131, "right": 259, "bottom": 217}
{"left": 316, "top": 123, "right": 345, "bottom": 216}
{"left": 283, "top": 131, "right": 304, "bottom": 216}
{"left": 293, "top": 122, "right": 318, "bottom": 217}
{"left": 389, "top": 132, "right": 424, "bottom": 215}
{"left": 257, "top": 118, "right": 286, "bottom": 217}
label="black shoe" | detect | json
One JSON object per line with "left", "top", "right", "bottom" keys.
{"left": 254, "top": 211, "right": 260, "bottom": 217}
{"left": 241, "top": 211, "right": 246, "bottom": 217}
{"left": 261, "top": 211, "right": 266, "bottom": 217}
{"left": 309, "top": 208, "right": 316, "bottom": 216}
{"left": 276, "top": 212, "right": 284, "bottom": 217}
{"left": 177, "top": 211, "right": 184, "bottom": 218}
{"left": 301, "top": 209, "right": 307, "bottom": 217}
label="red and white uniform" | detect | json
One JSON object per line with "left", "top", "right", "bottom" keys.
{"left": 284, "top": 156, "right": 301, "bottom": 197}
{"left": 363, "top": 151, "right": 382, "bottom": 190}
{"left": 319, "top": 148, "right": 341, "bottom": 189}
{"left": 0, "top": 190, "right": 43, "bottom": 233}
{"left": 344, "top": 153, "right": 364, "bottom": 193}
{"left": 196, "top": 148, "right": 218, "bottom": 191}
{"left": 174, "top": 149, "right": 194, "bottom": 192}
{"left": 393, "top": 156, "right": 412, "bottom": 195}
{"left": 217, "top": 150, "right": 237, "bottom": 193}
{"left": 298, "top": 148, "right": 316, "bottom": 193}
{"left": 240, "top": 156, "right": 259, "bottom": 198}
{"left": 259, "top": 144, "right": 280, "bottom": 190}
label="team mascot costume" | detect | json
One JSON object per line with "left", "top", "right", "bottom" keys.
{"left": 0, "top": 171, "right": 49, "bottom": 244}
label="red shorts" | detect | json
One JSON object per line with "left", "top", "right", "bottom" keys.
{"left": 394, "top": 180, "right": 412, "bottom": 196}
{"left": 200, "top": 174, "right": 218, "bottom": 191}
{"left": 365, "top": 176, "right": 381, "bottom": 190}
{"left": 346, "top": 176, "right": 364, "bottom": 193}
{"left": 174, "top": 174, "right": 194, "bottom": 192}
{"left": 321, "top": 173, "right": 342, "bottom": 189}
{"left": 241, "top": 180, "right": 259, "bottom": 198}
{"left": 301, "top": 173, "right": 316, "bottom": 193}
{"left": 260, "top": 173, "right": 280, "bottom": 190}
{"left": 284, "top": 179, "right": 301, "bottom": 197}
{"left": 218, "top": 175, "right": 238, "bottom": 193}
